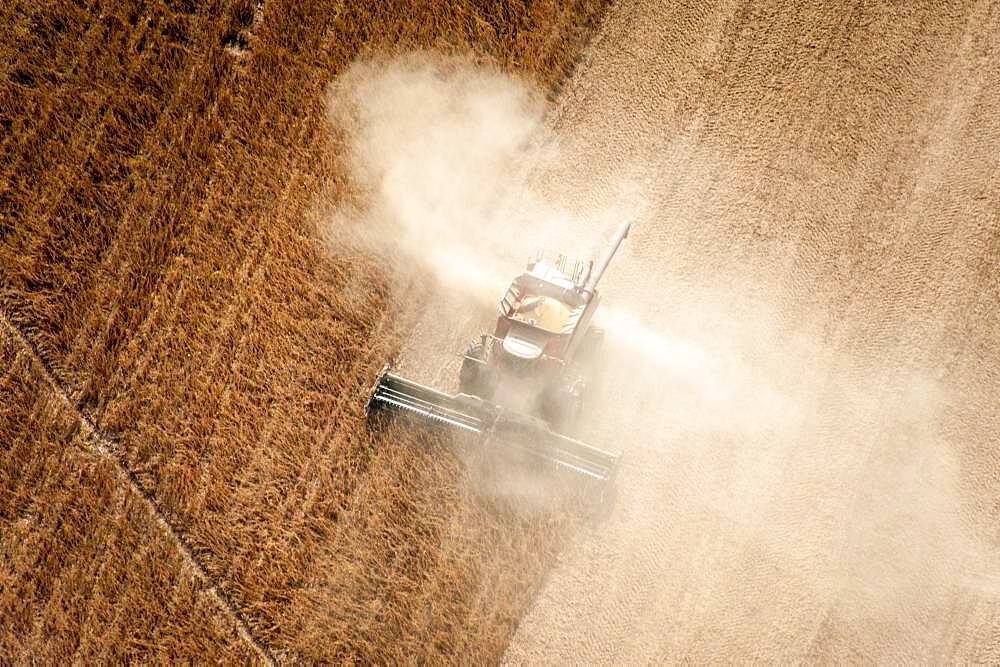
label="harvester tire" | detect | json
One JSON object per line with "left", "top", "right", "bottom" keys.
{"left": 459, "top": 339, "right": 487, "bottom": 396}
{"left": 578, "top": 326, "right": 604, "bottom": 363}
{"left": 545, "top": 378, "right": 584, "bottom": 433}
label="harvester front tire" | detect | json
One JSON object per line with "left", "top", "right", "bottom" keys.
{"left": 546, "top": 379, "right": 584, "bottom": 434}
{"left": 459, "top": 339, "right": 487, "bottom": 396}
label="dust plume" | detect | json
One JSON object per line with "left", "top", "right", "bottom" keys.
{"left": 323, "top": 54, "right": 998, "bottom": 659}
{"left": 325, "top": 54, "right": 637, "bottom": 302}
{"left": 328, "top": 58, "right": 789, "bottom": 433}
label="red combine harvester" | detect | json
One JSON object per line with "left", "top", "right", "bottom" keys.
{"left": 366, "top": 221, "right": 631, "bottom": 493}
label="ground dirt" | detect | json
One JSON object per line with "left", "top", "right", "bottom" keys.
{"left": 502, "top": 0, "right": 1000, "bottom": 663}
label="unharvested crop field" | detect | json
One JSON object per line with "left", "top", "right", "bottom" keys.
{"left": 3, "top": 0, "right": 999, "bottom": 663}
{"left": 1, "top": 0, "right": 606, "bottom": 662}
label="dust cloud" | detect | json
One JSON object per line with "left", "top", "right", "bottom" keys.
{"left": 325, "top": 54, "right": 637, "bottom": 302}
{"left": 324, "top": 54, "right": 997, "bottom": 659}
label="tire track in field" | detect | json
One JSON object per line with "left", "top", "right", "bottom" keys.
{"left": 0, "top": 308, "right": 276, "bottom": 666}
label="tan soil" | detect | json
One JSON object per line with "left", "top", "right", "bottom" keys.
{"left": 503, "top": 0, "right": 1000, "bottom": 662}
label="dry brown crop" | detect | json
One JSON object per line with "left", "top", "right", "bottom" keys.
{"left": 1, "top": 0, "right": 609, "bottom": 662}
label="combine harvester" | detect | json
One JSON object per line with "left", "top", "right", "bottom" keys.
{"left": 366, "top": 221, "right": 631, "bottom": 497}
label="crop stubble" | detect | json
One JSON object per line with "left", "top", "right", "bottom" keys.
{"left": 506, "top": 0, "right": 999, "bottom": 663}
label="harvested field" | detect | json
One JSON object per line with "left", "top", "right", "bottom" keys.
{"left": 504, "top": 0, "right": 1000, "bottom": 663}
{"left": 1, "top": 1, "right": 606, "bottom": 662}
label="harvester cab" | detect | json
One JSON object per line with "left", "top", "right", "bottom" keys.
{"left": 366, "top": 221, "right": 632, "bottom": 495}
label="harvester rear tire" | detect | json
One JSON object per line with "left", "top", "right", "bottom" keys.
{"left": 578, "top": 326, "right": 604, "bottom": 364}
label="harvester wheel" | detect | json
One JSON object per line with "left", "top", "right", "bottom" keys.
{"left": 578, "top": 326, "right": 604, "bottom": 363}
{"left": 545, "top": 378, "right": 584, "bottom": 433}
{"left": 459, "top": 339, "right": 487, "bottom": 396}
{"left": 575, "top": 326, "right": 606, "bottom": 398}
{"left": 563, "top": 390, "right": 583, "bottom": 432}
